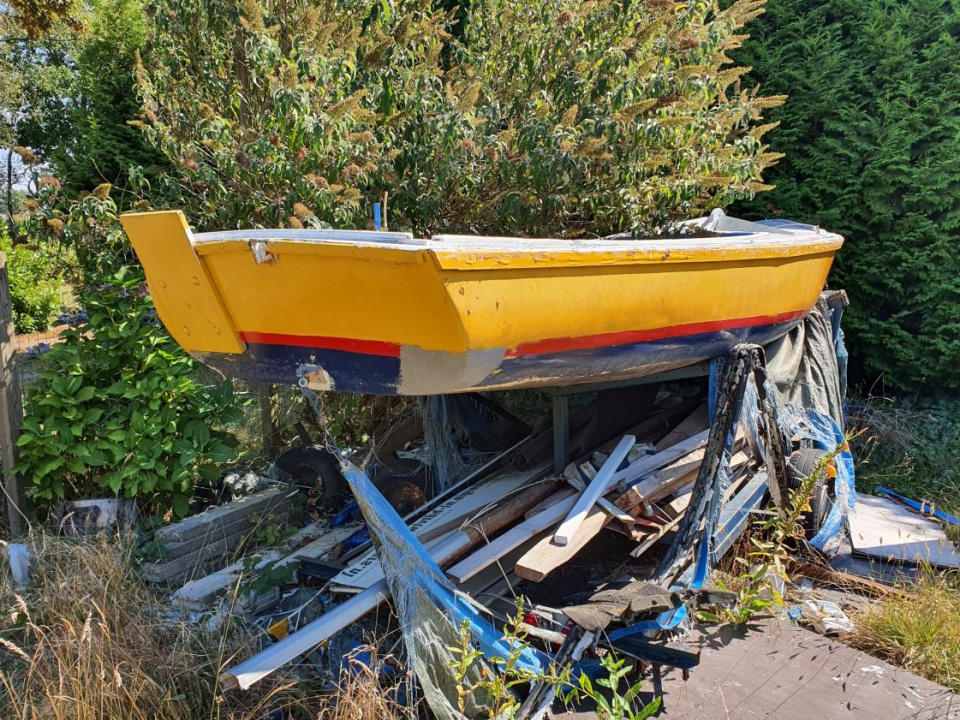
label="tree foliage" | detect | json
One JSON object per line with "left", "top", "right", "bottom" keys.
{"left": 1, "top": 0, "right": 163, "bottom": 198}
{"left": 52, "top": 0, "right": 166, "bottom": 190}
{"left": 735, "top": 0, "right": 960, "bottom": 392}
{"left": 136, "top": 0, "right": 784, "bottom": 236}
{"left": 5, "top": 0, "right": 85, "bottom": 39}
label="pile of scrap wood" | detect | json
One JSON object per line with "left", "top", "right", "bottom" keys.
{"left": 143, "top": 486, "right": 304, "bottom": 584}
{"left": 217, "top": 392, "right": 772, "bottom": 696}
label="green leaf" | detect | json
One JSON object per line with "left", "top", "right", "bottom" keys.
{"left": 171, "top": 493, "right": 191, "bottom": 518}
{"left": 65, "top": 457, "right": 87, "bottom": 474}
{"left": 108, "top": 473, "right": 122, "bottom": 494}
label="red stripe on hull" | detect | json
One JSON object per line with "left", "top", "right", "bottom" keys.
{"left": 504, "top": 309, "right": 809, "bottom": 358}
{"left": 238, "top": 331, "right": 402, "bottom": 358}
{"left": 238, "top": 309, "right": 808, "bottom": 360}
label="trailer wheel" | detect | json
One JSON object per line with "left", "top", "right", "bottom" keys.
{"left": 786, "top": 447, "right": 835, "bottom": 538}
{"left": 275, "top": 446, "right": 350, "bottom": 511}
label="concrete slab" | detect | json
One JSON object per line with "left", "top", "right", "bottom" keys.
{"left": 555, "top": 618, "right": 958, "bottom": 720}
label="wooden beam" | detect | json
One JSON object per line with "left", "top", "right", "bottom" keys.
{"left": 653, "top": 402, "right": 708, "bottom": 451}
{"left": 610, "top": 430, "right": 709, "bottom": 490}
{"left": 616, "top": 435, "right": 746, "bottom": 513}
{"left": 222, "top": 579, "right": 390, "bottom": 691}
{"left": 173, "top": 523, "right": 358, "bottom": 608}
{"left": 0, "top": 253, "right": 28, "bottom": 535}
{"left": 565, "top": 465, "right": 637, "bottom": 525}
{"left": 447, "top": 492, "right": 577, "bottom": 583}
{"left": 615, "top": 451, "right": 705, "bottom": 512}
{"left": 554, "top": 434, "right": 634, "bottom": 546}
{"left": 156, "top": 486, "right": 297, "bottom": 543}
{"left": 626, "top": 450, "right": 750, "bottom": 558}
{"left": 258, "top": 383, "right": 282, "bottom": 455}
{"left": 788, "top": 559, "right": 914, "bottom": 599}
{"left": 223, "top": 480, "right": 560, "bottom": 691}
{"left": 515, "top": 505, "right": 610, "bottom": 582}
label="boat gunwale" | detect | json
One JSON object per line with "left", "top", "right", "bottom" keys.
{"left": 191, "top": 229, "right": 843, "bottom": 270}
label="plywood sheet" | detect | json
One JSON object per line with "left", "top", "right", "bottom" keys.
{"left": 850, "top": 495, "right": 960, "bottom": 569}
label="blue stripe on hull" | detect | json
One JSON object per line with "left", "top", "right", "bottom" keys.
{"left": 197, "top": 320, "right": 799, "bottom": 395}
{"left": 478, "top": 320, "right": 799, "bottom": 390}
{"left": 199, "top": 343, "right": 401, "bottom": 394}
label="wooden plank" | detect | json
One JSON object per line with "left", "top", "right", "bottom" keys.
{"left": 610, "top": 430, "right": 709, "bottom": 491}
{"left": 456, "top": 541, "right": 537, "bottom": 597}
{"left": 525, "top": 487, "right": 577, "bottom": 518}
{"left": 156, "top": 486, "right": 296, "bottom": 543}
{"left": 0, "top": 253, "right": 28, "bottom": 535}
{"left": 447, "top": 493, "right": 578, "bottom": 583}
{"left": 627, "top": 452, "right": 751, "bottom": 560}
{"left": 515, "top": 505, "right": 610, "bottom": 582}
{"left": 160, "top": 499, "right": 296, "bottom": 559}
{"left": 617, "top": 446, "right": 749, "bottom": 513}
{"left": 653, "top": 402, "right": 708, "bottom": 451}
{"left": 554, "top": 435, "right": 635, "bottom": 546}
{"left": 566, "top": 466, "right": 637, "bottom": 524}
{"left": 616, "top": 451, "right": 704, "bottom": 512}
{"left": 173, "top": 523, "right": 360, "bottom": 608}
{"left": 144, "top": 511, "right": 292, "bottom": 584}
{"left": 222, "top": 579, "right": 391, "bottom": 691}
{"left": 331, "top": 469, "right": 542, "bottom": 589}
{"left": 788, "top": 559, "right": 912, "bottom": 600}
{"left": 222, "top": 480, "right": 563, "bottom": 690}
{"left": 850, "top": 495, "right": 960, "bottom": 569}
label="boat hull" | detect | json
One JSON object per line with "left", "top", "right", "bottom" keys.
{"left": 120, "top": 211, "right": 842, "bottom": 395}
{"left": 198, "top": 314, "right": 804, "bottom": 393}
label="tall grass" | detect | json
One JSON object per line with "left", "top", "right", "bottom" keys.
{"left": 0, "top": 533, "right": 410, "bottom": 720}
{"left": 848, "top": 569, "right": 960, "bottom": 693}
{"left": 848, "top": 396, "right": 960, "bottom": 514}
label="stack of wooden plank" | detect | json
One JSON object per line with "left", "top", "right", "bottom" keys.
{"left": 171, "top": 521, "right": 360, "bottom": 609}
{"left": 143, "top": 485, "right": 302, "bottom": 584}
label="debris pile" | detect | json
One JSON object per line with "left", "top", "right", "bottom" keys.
{"left": 148, "top": 292, "right": 884, "bottom": 717}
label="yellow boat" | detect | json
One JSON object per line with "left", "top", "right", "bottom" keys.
{"left": 120, "top": 210, "right": 843, "bottom": 395}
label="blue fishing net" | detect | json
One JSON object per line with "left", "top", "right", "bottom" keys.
{"left": 339, "top": 459, "right": 545, "bottom": 720}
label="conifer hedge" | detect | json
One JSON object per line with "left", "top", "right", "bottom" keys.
{"left": 735, "top": 0, "right": 960, "bottom": 392}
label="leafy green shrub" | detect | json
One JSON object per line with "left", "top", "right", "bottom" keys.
{"left": 734, "top": 0, "right": 960, "bottom": 392}
{"left": 14, "top": 268, "right": 243, "bottom": 517}
{"left": 135, "top": 0, "right": 782, "bottom": 237}
{"left": 0, "top": 223, "right": 62, "bottom": 334}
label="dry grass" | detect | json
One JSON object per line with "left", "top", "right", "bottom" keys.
{"left": 0, "top": 533, "right": 411, "bottom": 720}
{"left": 847, "top": 569, "right": 960, "bottom": 693}
{"left": 318, "top": 647, "right": 414, "bottom": 720}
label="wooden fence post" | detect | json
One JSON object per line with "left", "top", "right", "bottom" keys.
{"left": 0, "top": 252, "right": 29, "bottom": 535}
{"left": 259, "top": 383, "right": 282, "bottom": 456}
